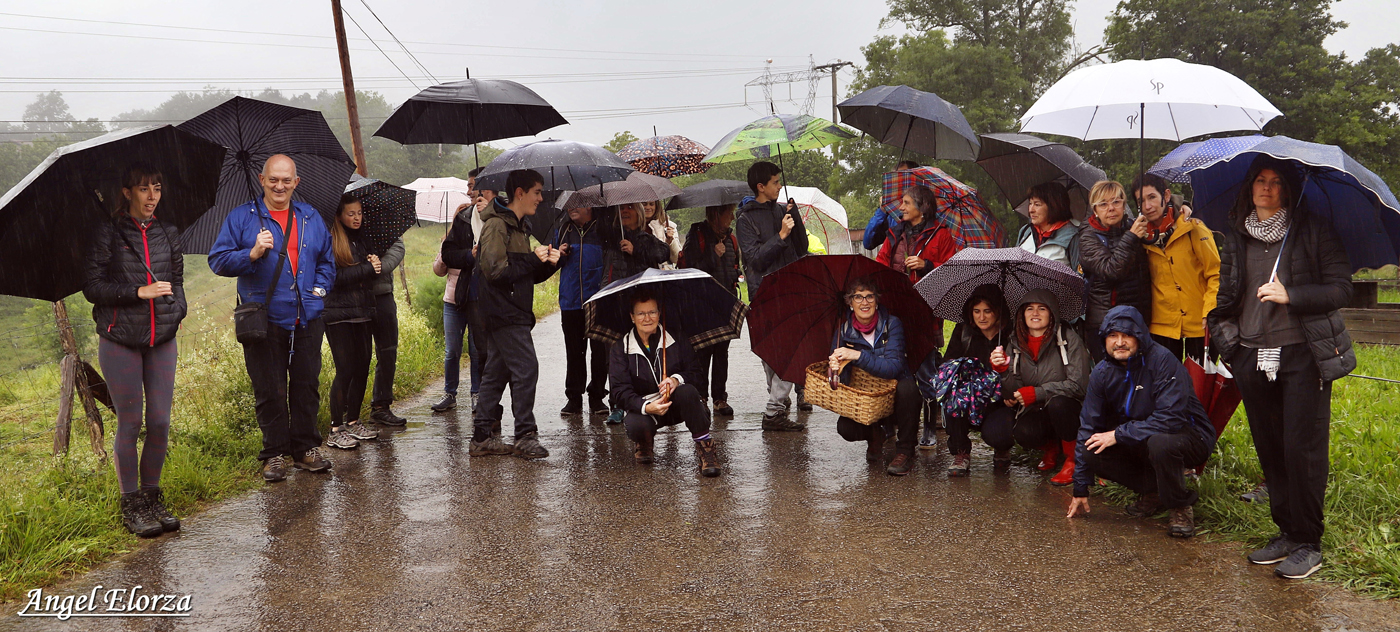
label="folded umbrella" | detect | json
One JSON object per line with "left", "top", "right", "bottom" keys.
{"left": 665, "top": 179, "right": 749, "bottom": 210}
{"left": 702, "top": 113, "right": 855, "bottom": 164}
{"left": 1183, "top": 329, "right": 1240, "bottom": 439}
{"left": 177, "top": 96, "right": 357, "bottom": 253}
{"left": 559, "top": 171, "right": 681, "bottom": 210}
{"left": 342, "top": 177, "right": 416, "bottom": 256}
{"left": 373, "top": 77, "right": 567, "bottom": 147}
{"left": 837, "top": 85, "right": 980, "bottom": 160}
{"left": 747, "top": 254, "right": 940, "bottom": 384}
{"left": 914, "top": 247, "right": 1086, "bottom": 323}
{"left": 879, "top": 167, "right": 1007, "bottom": 249}
{"left": 976, "top": 132, "right": 1107, "bottom": 221}
{"left": 0, "top": 124, "right": 225, "bottom": 301}
{"left": 617, "top": 135, "right": 712, "bottom": 178}
{"left": 778, "top": 186, "right": 853, "bottom": 255}
{"left": 584, "top": 268, "right": 747, "bottom": 351}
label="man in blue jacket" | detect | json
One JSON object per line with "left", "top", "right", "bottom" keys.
{"left": 552, "top": 205, "right": 608, "bottom": 416}
{"left": 1067, "top": 305, "right": 1215, "bottom": 538}
{"left": 209, "top": 154, "right": 337, "bottom": 483}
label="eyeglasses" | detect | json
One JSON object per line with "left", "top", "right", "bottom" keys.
{"left": 632, "top": 310, "right": 659, "bottom": 320}
{"left": 1093, "top": 198, "right": 1125, "bottom": 210}
{"left": 848, "top": 294, "right": 878, "bottom": 304}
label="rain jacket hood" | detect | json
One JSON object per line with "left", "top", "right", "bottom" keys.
{"left": 1003, "top": 288, "right": 1091, "bottom": 409}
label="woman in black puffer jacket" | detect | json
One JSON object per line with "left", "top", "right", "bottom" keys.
{"left": 323, "top": 193, "right": 381, "bottom": 450}
{"left": 1078, "top": 180, "right": 1152, "bottom": 360}
{"left": 83, "top": 164, "right": 188, "bottom": 538}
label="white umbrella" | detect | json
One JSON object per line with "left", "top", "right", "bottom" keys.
{"left": 404, "top": 176, "right": 476, "bottom": 232}
{"left": 778, "top": 185, "right": 852, "bottom": 255}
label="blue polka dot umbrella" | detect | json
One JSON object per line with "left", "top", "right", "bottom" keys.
{"left": 616, "top": 135, "right": 712, "bottom": 178}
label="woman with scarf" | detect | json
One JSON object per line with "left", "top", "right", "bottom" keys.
{"left": 828, "top": 279, "right": 923, "bottom": 476}
{"left": 1078, "top": 180, "right": 1153, "bottom": 361}
{"left": 875, "top": 185, "right": 959, "bottom": 284}
{"left": 1015, "top": 182, "right": 1081, "bottom": 272}
{"left": 940, "top": 284, "right": 1012, "bottom": 476}
{"left": 322, "top": 193, "right": 381, "bottom": 450}
{"left": 1207, "top": 157, "right": 1353, "bottom": 580}
{"left": 1132, "top": 172, "right": 1219, "bottom": 361}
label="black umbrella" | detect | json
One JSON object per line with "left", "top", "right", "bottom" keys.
{"left": 341, "top": 177, "right": 416, "bottom": 256}
{"left": 176, "top": 96, "right": 357, "bottom": 253}
{"left": 0, "top": 124, "right": 225, "bottom": 301}
{"left": 665, "top": 179, "right": 750, "bottom": 210}
{"left": 975, "top": 132, "right": 1107, "bottom": 221}
{"left": 584, "top": 268, "right": 747, "bottom": 352}
{"left": 476, "top": 139, "right": 635, "bottom": 242}
{"left": 837, "top": 85, "right": 980, "bottom": 160}
{"left": 372, "top": 77, "right": 567, "bottom": 148}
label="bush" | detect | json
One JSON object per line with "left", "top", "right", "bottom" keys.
{"left": 413, "top": 273, "right": 448, "bottom": 336}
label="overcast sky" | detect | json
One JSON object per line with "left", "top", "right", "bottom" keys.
{"left": 0, "top": 0, "right": 1395, "bottom": 150}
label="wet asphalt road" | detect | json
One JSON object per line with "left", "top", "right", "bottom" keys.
{"left": 7, "top": 312, "right": 1399, "bottom": 632}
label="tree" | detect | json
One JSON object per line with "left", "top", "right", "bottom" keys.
{"left": 603, "top": 131, "right": 640, "bottom": 154}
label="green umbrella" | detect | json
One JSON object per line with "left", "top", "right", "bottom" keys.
{"left": 702, "top": 114, "right": 855, "bottom": 164}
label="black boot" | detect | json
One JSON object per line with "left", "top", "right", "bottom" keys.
{"left": 142, "top": 487, "right": 181, "bottom": 532}
{"left": 120, "top": 491, "right": 162, "bottom": 538}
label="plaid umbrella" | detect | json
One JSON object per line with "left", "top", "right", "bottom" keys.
{"left": 617, "top": 135, "right": 712, "bottom": 178}
{"left": 879, "top": 167, "right": 1007, "bottom": 249}
{"left": 913, "top": 247, "right": 1086, "bottom": 322}
{"left": 342, "top": 176, "right": 416, "bottom": 256}
{"left": 703, "top": 114, "right": 855, "bottom": 164}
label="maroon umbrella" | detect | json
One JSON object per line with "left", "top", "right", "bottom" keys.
{"left": 747, "top": 255, "right": 941, "bottom": 384}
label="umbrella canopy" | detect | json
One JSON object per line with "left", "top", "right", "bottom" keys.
{"left": 837, "top": 85, "right": 980, "bottom": 160}
{"left": 747, "top": 254, "right": 940, "bottom": 384}
{"left": 474, "top": 139, "right": 634, "bottom": 192}
{"left": 341, "top": 177, "right": 416, "bottom": 256}
{"left": 1018, "top": 58, "right": 1282, "bottom": 141}
{"left": 559, "top": 171, "right": 681, "bottom": 209}
{"left": 403, "top": 176, "right": 474, "bottom": 225}
{"left": 584, "top": 268, "right": 747, "bottom": 351}
{"left": 0, "top": 125, "right": 225, "bottom": 301}
{"left": 1175, "top": 135, "right": 1400, "bottom": 271}
{"left": 778, "top": 186, "right": 852, "bottom": 255}
{"left": 913, "top": 247, "right": 1086, "bottom": 323}
{"left": 665, "top": 179, "right": 749, "bottom": 210}
{"left": 1148, "top": 135, "right": 1268, "bottom": 183}
{"left": 616, "top": 135, "right": 712, "bottom": 178}
{"left": 702, "top": 114, "right": 855, "bottom": 164}
{"left": 176, "top": 96, "right": 356, "bottom": 253}
{"left": 879, "top": 167, "right": 1007, "bottom": 249}
{"left": 976, "top": 132, "right": 1107, "bottom": 221}
{"left": 372, "top": 78, "right": 567, "bottom": 145}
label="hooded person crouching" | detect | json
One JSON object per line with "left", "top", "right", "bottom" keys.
{"left": 1067, "top": 305, "right": 1216, "bottom": 538}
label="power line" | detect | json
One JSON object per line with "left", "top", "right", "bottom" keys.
{"left": 0, "top": 66, "right": 804, "bottom": 84}
{"left": 339, "top": 8, "right": 419, "bottom": 90}
{"left": 356, "top": 0, "right": 438, "bottom": 83}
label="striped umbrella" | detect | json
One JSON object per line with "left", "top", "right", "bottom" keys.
{"left": 879, "top": 167, "right": 1007, "bottom": 249}
{"left": 176, "top": 96, "right": 356, "bottom": 253}
{"left": 702, "top": 114, "right": 855, "bottom": 164}
{"left": 617, "top": 135, "right": 712, "bottom": 178}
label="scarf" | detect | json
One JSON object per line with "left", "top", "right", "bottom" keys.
{"left": 1244, "top": 207, "right": 1290, "bottom": 244}
{"left": 852, "top": 311, "right": 878, "bottom": 335}
{"left": 1034, "top": 220, "right": 1069, "bottom": 242}
{"left": 1146, "top": 209, "right": 1175, "bottom": 248}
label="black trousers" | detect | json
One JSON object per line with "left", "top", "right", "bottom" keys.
{"left": 326, "top": 320, "right": 373, "bottom": 425}
{"left": 1152, "top": 334, "right": 1205, "bottom": 363}
{"left": 560, "top": 309, "right": 608, "bottom": 403}
{"left": 835, "top": 377, "right": 921, "bottom": 456}
{"left": 242, "top": 318, "right": 324, "bottom": 461}
{"left": 369, "top": 292, "right": 398, "bottom": 408}
{"left": 623, "top": 383, "right": 712, "bottom": 442}
{"left": 1233, "top": 344, "right": 1331, "bottom": 545}
{"left": 692, "top": 340, "right": 731, "bottom": 402}
{"left": 946, "top": 402, "right": 1009, "bottom": 455}
{"left": 980, "top": 395, "right": 1081, "bottom": 452}
{"left": 1083, "top": 432, "right": 1211, "bottom": 508}
{"left": 474, "top": 325, "right": 539, "bottom": 440}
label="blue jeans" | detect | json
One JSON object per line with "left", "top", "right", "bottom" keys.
{"left": 443, "top": 301, "right": 468, "bottom": 395}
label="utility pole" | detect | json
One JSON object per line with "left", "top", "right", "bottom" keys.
{"left": 814, "top": 61, "right": 853, "bottom": 123}
{"left": 331, "top": 0, "right": 368, "bottom": 176}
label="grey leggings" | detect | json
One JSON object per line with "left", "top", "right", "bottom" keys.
{"left": 98, "top": 337, "right": 177, "bottom": 494}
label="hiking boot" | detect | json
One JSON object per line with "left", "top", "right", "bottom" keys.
{"left": 1168, "top": 505, "right": 1196, "bottom": 538}
{"left": 713, "top": 401, "right": 734, "bottom": 416}
{"left": 1240, "top": 481, "right": 1269, "bottom": 504}
{"left": 795, "top": 390, "right": 813, "bottom": 412}
{"left": 589, "top": 397, "right": 609, "bottom": 415}
{"left": 345, "top": 422, "right": 379, "bottom": 441}
{"left": 886, "top": 453, "right": 913, "bottom": 476}
{"left": 325, "top": 428, "right": 359, "bottom": 450}
{"left": 120, "top": 491, "right": 163, "bottom": 538}
{"left": 1248, "top": 534, "right": 1299, "bottom": 565}
{"left": 606, "top": 409, "right": 625, "bottom": 425}
{"left": 560, "top": 399, "right": 583, "bottom": 416}
{"left": 262, "top": 455, "right": 289, "bottom": 482}
{"left": 141, "top": 487, "right": 180, "bottom": 532}
{"left": 468, "top": 435, "right": 513, "bottom": 457}
{"left": 762, "top": 412, "right": 805, "bottom": 432}
{"left": 634, "top": 430, "right": 655, "bottom": 464}
{"left": 512, "top": 433, "right": 549, "bottom": 460}
{"left": 371, "top": 407, "right": 406, "bottom": 426}
{"left": 1125, "top": 493, "right": 1165, "bottom": 518}
{"left": 293, "top": 447, "right": 332, "bottom": 472}
{"left": 430, "top": 393, "right": 457, "bottom": 412}
{"left": 948, "top": 453, "right": 970, "bottom": 477}
{"left": 696, "top": 437, "right": 721, "bottom": 477}
{"left": 1275, "top": 544, "right": 1323, "bottom": 579}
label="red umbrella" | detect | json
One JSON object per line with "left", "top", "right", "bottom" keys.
{"left": 747, "top": 255, "right": 940, "bottom": 384}
{"left": 1184, "top": 329, "right": 1241, "bottom": 438}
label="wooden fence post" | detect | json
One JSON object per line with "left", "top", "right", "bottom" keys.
{"left": 400, "top": 264, "right": 410, "bottom": 306}
{"left": 52, "top": 301, "right": 107, "bottom": 459}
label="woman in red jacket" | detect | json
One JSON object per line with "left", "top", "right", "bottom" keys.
{"left": 876, "top": 185, "right": 959, "bottom": 283}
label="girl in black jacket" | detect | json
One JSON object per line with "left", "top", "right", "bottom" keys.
{"left": 324, "top": 194, "right": 381, "bottom": 450}
{"left": 83, "top": 164, "right": 187, "bottom": 538}
{"left": 941, "top": 284, "right": 1011, "bottom": 476}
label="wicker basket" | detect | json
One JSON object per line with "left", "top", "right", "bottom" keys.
{"left": 803, "top": 361, "right": 897, "bottom": 425}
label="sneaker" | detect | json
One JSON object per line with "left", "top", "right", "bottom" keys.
{"left": 1275, "top": 544, "right": 1323, "bottom": 579}
{"left": 713, "top": 401, "right": 734, "bottom": 416}
{"left": 606, "top": 409, "right": 625, "bottom": 425}
{"left": 120, "top": 491, "right": 163, "bottom": 538}
{"left": 589, "top": 397, "right": 609, "bottom": 415}
{"left": 886, "top": 453, "right": 913, "bottom": 476}
{"left": 371, "top": 407, "right": 407, "bottom": 426}
{"left": 1125, "top": 493, "right": 1165, "bottom": 518}
{"left": 1248, "top": 534, "right": 1299, "bottom": 565}
{"left": 325, "top": 428, "right": 359, "bottom": 450}
{"left": 948, "top": 453, "right": 970, "bottom": 477}
{"left": 1168, "top": 506, "right": 1196, "bottom": 538}
{"left": 695, "top": 437, "right": 721, "bottom": 477}
{"left": 560, "top": 399, "right": 583, "bottom": 415}
{"left": 512, "top": 433, "right": 549, "bottom": 460}
{"left": 262, "top": 455, "right": 289, "bottom": 482}
{"left": 430, "top": 393, "right": 457, "bottom": 412}
{"left": 293, "top": 447, "right": 332, "bottom": 472}
{"left": 762, "top": 412, "right": 805, "bottom": 431}
{"left": 141, "top": 487, "right": 180, "bottom": 532}
{"left": 345, "top": 422, "right": 379, "bottom": 441}
{"left": 918, "top": 422, "right": 939, "bottom": 450}
{"left": 468, "top": 435, "right": 513, "bottom": 457}
{"left": 1240, "top": 482, "right": 1269, "bottom": 504}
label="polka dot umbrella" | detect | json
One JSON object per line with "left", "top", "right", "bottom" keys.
{"left": 913, "top": 247, "right": 1086, "bottom": 323}
{"left": 616, "top": 135, "right": 712, "bottom": 178}
{"left": 341, "top": 175, "right": 417, "bottom": 256}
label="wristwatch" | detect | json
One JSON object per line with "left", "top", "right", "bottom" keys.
{"left": 312, "top": 287, "right": 326, "bottom": 298}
